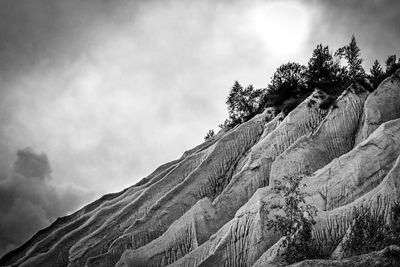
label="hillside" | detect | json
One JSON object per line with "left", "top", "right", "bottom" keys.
{"left": 1, "top": 69, "right": 400, "bottom": 267}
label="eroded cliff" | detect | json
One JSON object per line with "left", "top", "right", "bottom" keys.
{"left": 1, "top": 69, "right": 400, "bottom": 267}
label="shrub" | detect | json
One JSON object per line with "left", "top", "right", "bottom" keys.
{"left": 266, "top": 175, "right": 322, "bottom": 264}
{"left": 204, "top": 129, "right": 215, "bottom": 141}
{"left": 343, "top": 202, "right": 400, "bottom": 257}
{"left": 342, "top": 207, "right": 387, "bottom": 256}
{"left": 387, "top": 203, "right": 400, "bottom": 245}
{"left": 319, "top": 95, "right": 337, "bottom": 110}
{"left": 279, "top": 96, "right": 308, "bottom": 116}
{"left": 307, "top": 99, "right": 316, "bottom": 108}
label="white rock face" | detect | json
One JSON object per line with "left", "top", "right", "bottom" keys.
{"left": 165, "top": 119, "right": 400, "bottom": 267}
{"left": 251, "top": 237, "right": 285, "bottom": 267}
{"left": 2, "top": 71, "right": 400, "bottom": 267}
{"left": 115, "top": 93, "right": 329, "bottom": 267}
{"left": 270, "top": 85, "right": 369, "bottom": 184}
{"left": 312, "top": 151, "right": 400, "bottom": 255}
{"left": 355, "top": 69, "right": 400, "bottom": 144}
{"left": 305, "top": 118, "right": 400, "bottom": 212}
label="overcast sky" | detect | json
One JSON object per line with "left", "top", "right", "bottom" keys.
{"left": 0, "top": 0, "right": 399, "bottom": 256}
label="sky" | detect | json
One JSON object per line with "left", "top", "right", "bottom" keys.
{"left": 0, "top": 0, "right": 399, "bottom": 257}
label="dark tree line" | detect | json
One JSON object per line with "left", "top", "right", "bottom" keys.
{"left": 205, "top": 35, "right": 400, "bottom": 138}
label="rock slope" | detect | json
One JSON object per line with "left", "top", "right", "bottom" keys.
{"left": 1, "top": 69, "right": 400, "bottom": 267}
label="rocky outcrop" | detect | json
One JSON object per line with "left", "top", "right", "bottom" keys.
{"left": 251, "top": 237, "right": 285, "bottom": 267}
{"left": 114, "top": 92, "right": 329, "bottom": 267}
{"left": 1, "top": 70, "right": 400, "bottom": 267}
{"left": 168, "top": 119, "right": 400, "bottom": 267}
{"left": 305, "top": 118, "right": 400, "bottom": 212}
{"left": 164, "top": 187, "right": 281, "bottom": 267}
{"left": 270, "top": 84, "right": 369, "bottom": 184}
{"left": 159, "top": 119, "right": 400, "bottom": 267}
{"left": 355, "top": 69, "right": 400, "bottom": 144}
{"left": 311, "top": 148, "right": 400, "bottom": 254}
{"left": 80, "top": 108, "right": 274, "bottom": 267}
{"left": 1, "top": 103, "right": 274, "bottom": 267}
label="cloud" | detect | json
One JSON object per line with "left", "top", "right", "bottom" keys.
{"left": 0, "top": 0, "right": 399, "bottom": 257}
{"left": 0, "top": 0, "right": 316, "bottom": 196}
{"left": 0, "top": 148, "right": 93, "bottom": 257}
{"left": 306, "top": 0, "right": 400, "bottom": 67}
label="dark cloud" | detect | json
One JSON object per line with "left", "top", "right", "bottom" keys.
{"left": 0, "top": 148, "right": 93, "bottom": 256}
{"left": 13, "top": 148, "right": 51, "bottom": 180}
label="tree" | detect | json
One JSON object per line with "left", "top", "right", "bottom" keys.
{"left": 243, "top": 84, "right": 263, "bottom": 116}
{"left": 370, "top": 59, "right": 384, "bottom": 79}
{"left": 204, "top": 129, "right": 215, "bottom": 141}
{"left": 269, "top": 62, "right": 308, "bottom": 95}
{"left": 335, "top": 35, "right": 366, "bottom": 81}
{"left": 260, "top": 62, "right": 308, "bottom": 110}
{"left": 385, "top": 55, "right": 398, "bottom": 73}
{"left": 225, "top": 81, "right": 262, "bottom": 126}
{"left": 266, "top": 175, "right": 319, "bottom": 264}
{"left": 307, "top": 44, "right": 346, "bottom": 94}
{"left": 226, "top": 81, "right": 244, "bottom": 125}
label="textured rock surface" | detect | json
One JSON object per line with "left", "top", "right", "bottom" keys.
{"left": 1, "top": 70, "right": 400, "bottom": 267}
{"left": 116, "top": 92, "right": 329, "bottom": 267}
{"left": 165, "top": 120, "right": 400, "bottom": 267}
{"left": 270, "top": 84, "right": 369, "bottom": 184}
{"left": 165, "top": 187, "right": 281, "bottom": 267}
{"left": 305, "top": 118, "right": 400, "bottom": 212}
{"left": 355, "top": 69, "right": 400, "bottom": 144}
{"left": 249, "top": 237, "right": 285, "bottom": 267}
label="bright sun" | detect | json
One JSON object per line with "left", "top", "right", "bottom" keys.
{"left": 245, "top": 2, "right": 310, "bottom": 55}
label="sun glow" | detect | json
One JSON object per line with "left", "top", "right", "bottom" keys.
{"left": 244, "top": 2, "right": 310, "bottom": 56}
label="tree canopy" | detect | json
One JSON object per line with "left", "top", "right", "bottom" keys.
{"left": 370, "top": 59, "right": 383, "bottom": 78}
{"left": 269, "top": 62, "right": 308, "bottom": 95}
{"left": 225, "top": 81, "right": 262, "bottom": 126}
{"left": 335, "top": 35, "right": 366, "bottom": 82}
{"left": 259, "top": 62, "right": 310, "bottom": 115}
{"left": 215, "top": 35, "right": 399, "bottom": 131}
{"left": 385, "top": 55, "right": 398, "bottom": 73}
{"left": 307, "top": 44, "right": 346, "bottom": 94}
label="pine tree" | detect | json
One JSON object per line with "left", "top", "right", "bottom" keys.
{"left": 385, "top": 55, "right": 397, "bottom": 73}
{"left": 243, "top": 85, "right": 262, "bottom": 116}
{"left": 226, "top": 81, "right": 244, "bottom": 125}
{"left": 225, "top": 82, "right": 262, "bottom": 126}
{"left": 370, "top": 59, "right": 383, "bottom": 79}
{"left": 307, "top": 44, "right": 346, "bottom": 94}
{"left": 346, "top": 35, "right": 366, "bottom": 80}
{"left": 335, "top": 35, "right": 366, "bottom": 82}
